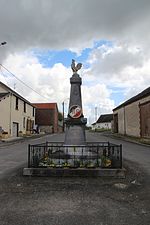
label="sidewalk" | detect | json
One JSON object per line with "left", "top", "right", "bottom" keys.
{"left": 0, "top": 133, "right": 49, "bottom": 147}
{"left": 1, "top": 137, "right": 23, "bottom": 142}
{"left": 103, "top": 131, "right": 150, "bottom": 146}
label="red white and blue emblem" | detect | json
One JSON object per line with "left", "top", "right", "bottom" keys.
{"left": 69, "top": 105, "right": 82, "bottom": 118}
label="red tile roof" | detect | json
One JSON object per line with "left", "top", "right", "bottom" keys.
{"left": 32, "top": 103, "right": 57, "bottom": 110}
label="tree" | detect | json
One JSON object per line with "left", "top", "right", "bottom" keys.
{"left": 58, "top": 111, "right": 63, "bottom": 121}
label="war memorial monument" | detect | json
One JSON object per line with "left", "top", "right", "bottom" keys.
{"left": 23, "top": 60, "right": 124, "bottom": 177}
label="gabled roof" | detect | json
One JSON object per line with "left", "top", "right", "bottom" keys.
{"left": 113, "top": 87, "right": 150, "bottom": 111}
{"left": 0, "top": 81, "right": 34, "bottom": 107}
{"left": 33, "top": 103, "right": 58, "bottom": 111}
{"left": 96, "top": 114, "right": 113, "bottom": 123}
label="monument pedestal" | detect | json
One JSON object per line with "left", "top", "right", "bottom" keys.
{"left": 64, "top": 61, "right": 87, "bottom": 145}
{"left": 64, "top": 118, "right": 87, "bottom": 145}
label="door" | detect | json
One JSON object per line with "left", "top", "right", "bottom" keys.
{"left": 113, "top": 113, "right": 118, "bottom": 133}
{"left": 12, "top": 122, "right": 18, "bottom": 137}
{"left": 140, "top": 102, "right": 150, "bottom": 138}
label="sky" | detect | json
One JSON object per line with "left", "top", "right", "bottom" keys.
{"left": 0, "top": 0, "right": 150, "bottom": 125}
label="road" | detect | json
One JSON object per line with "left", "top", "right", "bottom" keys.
{"left": 86, "top": 132, "right": 150, "bottom": 174}
{"left": 0, "top": 131, "right": 149, "bottom": 178}
{"left": 0, "top": 134, "right": 61, "bottom": 179}
{"left": 0, "top": 132, "right": 150, "bottom": 225}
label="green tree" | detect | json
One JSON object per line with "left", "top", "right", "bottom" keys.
{"left": 58, "top": 111, "right": 63, "bottom": 121}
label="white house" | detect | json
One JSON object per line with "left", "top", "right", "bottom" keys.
{"left": 0, "top": 82, "right": 35, "bottom": 138}
{"left": 92, "top": 114, "right": 113, "bottom": 130}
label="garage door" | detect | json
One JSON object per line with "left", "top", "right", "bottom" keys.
{"left": 140, "top": 102, "right": 150, "bottom": 138}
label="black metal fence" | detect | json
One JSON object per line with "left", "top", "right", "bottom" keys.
{"left": 28, "top": 142, "right": 122, "bottom": 169}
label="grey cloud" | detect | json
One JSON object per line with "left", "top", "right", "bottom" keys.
{"left": 89, "top": 45, "right": 144, "bottom": 75}
{"left": 0, "top": 0, "right": 150, "bottom": 61}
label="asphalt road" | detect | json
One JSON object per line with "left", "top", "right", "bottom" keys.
{"left": 0, "top": 132, "right": 150, "bottom": 225}
{"left": 86, "top": 132, "right": 150, "bottom": 174}
{"left": 0, "top": 131, "right": 150, "bottom": 178}
{"left": 0, "top": 134, "right": 60, "bottom": 179}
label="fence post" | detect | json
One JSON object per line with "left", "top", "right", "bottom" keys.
{"left": 46, "top": 141, "right": 48, "bottom": 151}
{"left": 28, "top": 144, "right": 31, "bottom": 168}
{"left": 97, "top": 146, "right": 99, "bottom": 167}
{"left": 120, "top": 144, "right": 122, "bottom": 168}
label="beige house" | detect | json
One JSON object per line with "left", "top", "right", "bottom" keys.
{"left": 0, "top": 82, "right": 35, "bottom": 138}
{"left": 113, "top": 87, "right": 150, "bottom": 138}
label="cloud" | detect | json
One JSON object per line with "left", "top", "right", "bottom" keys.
{"left": 0, "top": 0, "right": 150, "bottom": 124}
{"left": 82, "top": 84, "right": 115, "bottom": 123}
{"left": 1, "top": 0, "right": 150, "bottom": 60}
{"left": 0, "top": 52, "right": 116, "bottom": 124}
{"left": 1, "top": 53, "right": 71, "bottom": 104}
{"left": 88, "top": 44, "right": 144, "bottom": 74}
{"left": 86, "top": 42, "right": 150, "bottom": 101}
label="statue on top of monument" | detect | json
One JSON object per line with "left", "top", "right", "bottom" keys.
{"left": 71, "top": 59, "right": 82, "bottom": 73}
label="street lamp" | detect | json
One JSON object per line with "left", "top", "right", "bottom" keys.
{"left": 0, "top": 41, "right": 7, "bottom": 46}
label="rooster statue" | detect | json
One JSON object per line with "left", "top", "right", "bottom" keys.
{"left": 71, "top": 59, "right": 82, "bottom": 73}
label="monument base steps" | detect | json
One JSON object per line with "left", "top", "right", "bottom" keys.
{"left": 23, "top": 167, "right": 126, "bottom": 178}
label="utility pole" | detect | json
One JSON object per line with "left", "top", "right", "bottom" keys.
{"left": 95, "top": 106, "right": 97, "bottom": 122}
{"left": 62, "top": 101, "right": 65, "bottom": 132}
{"left": 62, "top": 98, "right": 69, "bottom": 132}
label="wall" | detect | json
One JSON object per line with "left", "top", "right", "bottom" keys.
{"left": 140, "top": 101, "right": 150, "bottom": 138}
{"left": 113, "top": 95, "right": 150, "bottom": 137}
{"left": 96, "top": 122, "right": 112, "bottom": 129}
{"left": 114, "top": 107, "right": 126, "bottom": 135}
{"left": 10, "top": 95, "right": 35, "bottom": 135}
{"left": 0, "top": 92, "right": 35, "bottom": 137}
{"left": 0, "top": 86, "right": 8, "bottom": 92}
{"left": 125, "top": 102, "right": 140, "bottom": 137}
{"left": 0, "top": 94, "right": 11, "bottom": 136}
{"left": 39, "top": 125, "right": 53, "bottom": 133}
{"left": 35, "top": 108, "right": 58, "bottom": 133}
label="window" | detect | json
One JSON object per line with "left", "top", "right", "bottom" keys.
{"left": 24, "top": 102, "right": 26, "bottom": 113}
{"left": 15, "top": 97, "right": 18, "bottom": 110}
{"left": 32, "top": 107, "right": 35, "bottom": 117}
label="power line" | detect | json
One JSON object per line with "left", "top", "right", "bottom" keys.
{"left": 0, "top": 65, "right": 8, "bottom": 84}
{"left": 0, "top": 64, "right": 50, "bottom": 101}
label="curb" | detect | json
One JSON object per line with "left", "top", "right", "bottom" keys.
{"left": 23, "top": 167, "right": 126, "bottom": 178}
{"left": 0, "top": 134, "right": 51, "bottom": 148}
{"left": 103, "top": 132, "right": 150, "bottom": 147}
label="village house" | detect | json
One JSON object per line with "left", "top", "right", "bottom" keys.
{"left": 33, "top": 103, "right": 60, "bottom": 133}
{"left": 0, "top": 82, "right": 35, "bottom": 138}
{"left": 92, "top": 114, "right": 113, "bottom": 131}
{"left": 113, "top": 87, "right": 150, "bottom": 138}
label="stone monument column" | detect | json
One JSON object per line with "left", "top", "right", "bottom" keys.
{"left": 64, "top": 60, "right": 87, "bottom": 145}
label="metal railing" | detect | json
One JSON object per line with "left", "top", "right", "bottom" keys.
{"left": 28, "top": 142, "right": 122, "bottom": 169}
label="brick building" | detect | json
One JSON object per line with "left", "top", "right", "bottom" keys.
{"left": 33, "top": 103, "right": 59, "bottom": 133}
{"left": 113, "top": 87, "right": 150, "bottom": 138}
